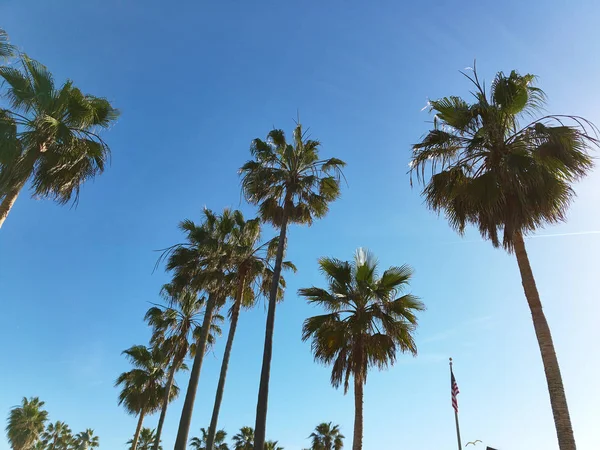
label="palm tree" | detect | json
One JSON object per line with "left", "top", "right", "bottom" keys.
{"left": 0, "top": 55, "right": 119, "bottom": 228}
{"left": 73, "top": 429, "right": 98, "bottom": 450}
{"left": 146, "top": 284, "right": 223, "bottom": 450}
{"left": 127, "top": 428, "right": 161, "bottom": 450}
{"left": 165, "top": 208, "right": 240, "bottom": 450}
{"left": 5, "top": 397, "right": 48, "bottom": 450}
{"left": 0, "top": 28, "right": 16, "bottom": 62}
{"left": 41, "top": 421, "right": 73, "bottom": 450}
{"left": 308, "top": 423, "right": 344, "bottom": 450}
{"left": 240, "top": 123, "right": 346, "bottom": 449}
{"left": 410, "top": 67, "right": 598, "bottom": 450}
{"left": 116, "top": 345, "right": 177, "bottom": 450}
{"left": 189, "top": 428, "right": 229, "bottom": 450}
{"left": 300, "top": 249, "right": 424, "bottom": 450}
{"left": 263, "top": 442, "right": 283, "bottom": 450}
{"left": 205, "top": 213, "right": 296, "bottom": 450}
{"left": 232, "top": 427, "right": 254, "bottom": 450}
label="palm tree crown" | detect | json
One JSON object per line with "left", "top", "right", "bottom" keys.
{"left": 6, "top": 397, "right": 48, "bottom": 450}
{"left": 410, "top": 67, "right": 598, "bottom": 250}
{"left": 41, "top": 421, "right": 73, "bottom": 450}
{"left": 73, "top": 429, "right": 98, "bottom": 450}
{"left": 0, "top": 55, "right": 119, "bottom": 227}
{"left": 0, "top": 28, "right": 16, "bottom": 62}
{"left": 309, "top": 422, "right": 344, "bottom": 450}
{"left": 232, "top": 427, "right": 255, "bottom": 450}
{"left": 127, "top": 427, "right": 161, "bottom": 450}
{"left": 189, "top": 427, "right": 229, "bottom": 450}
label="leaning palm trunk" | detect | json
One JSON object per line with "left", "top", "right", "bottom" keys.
{"left": 131, "top": 410, "right": 146, "bottom": 450}
{"left": 0, "top": 180, "right": 26, "bottom": 229}
{"left": 513, "top": 232, "right": 575, "bottom": 450}
{"left": 174, "top": 293, "right": 219, "bottom": 450}
{"left": 352, "top": 375, "right": 364, "bottom": 450}
{"left": 254, "top": 210, "right": 289, "bottom": 450}
{"left": 206, "top": 273, "right": 246, "bottom": 450}
{"left": 152, "top": 360, "right": 179, "bottom": 450}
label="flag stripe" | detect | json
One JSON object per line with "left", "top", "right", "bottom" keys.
{"left": 451, "top": 370, "right": 460, "bottom": 413}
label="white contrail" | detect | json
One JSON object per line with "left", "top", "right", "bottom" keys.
{"left": 529, "top": 230, "right": 600, "bottom": 239}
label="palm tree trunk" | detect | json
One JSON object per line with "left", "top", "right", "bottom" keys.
{"left": 131, "top": 410, "right": 146, "bottom": 450}
{"left": 153, "top": 361, "right": 178, "bottom": 450}
{"left": 174, "top": 293, "right": 219, "bottom": 450}
{"left": 254, "top": 209, "right": 290, "bottom": 450}
{"left": 0, "top": 179, "right": 25, "bottom": 229}
{"left": 352, "top": 375, "right": 363, "bottom": 450}
{"left": 206, "top": 273, "right": 246, "bottom": 450}
{"left": 513, "top": 232, "right": 576, "bottom": 450}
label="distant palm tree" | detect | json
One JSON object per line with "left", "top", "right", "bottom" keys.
{"left": 0, "top": 55, "right": 119, "bottom": 228}
{"left": 205, "top": 212, "right": 295, "bottom": 450}
{"left": 166, "top": 208, "right": 240, "bottom": 450}
{"left": 300, "top": 249, "right": 424, "bottom": 450}
{"left": 240, "top": 123, "right": 346, "bottom": 449}
{"left": 189, "top": 428, "right": 229, "bottom": 450}
{"left": 410, "top": 67, "right": 599, "bottom": 450}
{"left": 41, "top": 421, "right": 73, "bottom": 450}
{"left": 116, "top": 345, "right": 177, "bottom": 450}
{"left": 127, "top": 427, "right": 161, "bottom": 450}
{"left": 5, "top": 397, "right": 48, "bottom": 450}
{"left": 0, "top": 28, "right": 16, "bottom": 61}
{"left": 232, "top": 427, "right": 254, "bottom": 450}
{"left": 73, "top": 429, "right": 98, "bottom": 450}
{"left": 308, "top": 423, "right": 344, "bottom": 450}
{"left": 146, "top": 284, "right": 223, "bottom": 450}
{"left": 264, "top": 441, "right": 283, "bottom": 450}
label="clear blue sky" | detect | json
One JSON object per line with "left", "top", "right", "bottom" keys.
{"left": 2, "top": 1, "right": 600, "bottom": 449}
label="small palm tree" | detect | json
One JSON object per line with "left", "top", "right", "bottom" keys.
{"left": 410, "top": 67, "right": 598, "bottom": 450}
{"left": 41, "top": 421, "right": 73, "bottom": 450}
{"left": 232, "top": 427, "right": 254, "bottom": 450}
{"left": 308, "top": 423, "right": 344, "bottom": 450}
{"left": 146, "top": 284, "right": 223, "bottom": 450}
{"left": 0, "top": 28, "right": 16, "bottom": 62}
{"left": 205, "top": 212, "right": 296, "bottom": 450}
{"left": 116, "top": 345, "right": 177, "bottom": 450}
{"left": 189, "top": 428, "right": 229, "bottom": 450}
{"left": 127, "top": 427, "right": 161, "bottom": 450}
{"left": 0, "top": 55, "right": 119, "bottom": 228}
{"left": 300, "top": 249, "right": 424, "bottom": 450}
{"left": 73, "top": 429, "right": 98, "bottom": 450}
{"left": 264, "top": 441, "right": 283, "bottom": 450}
{"left": 5, "top": 397, "right": 48, "bottom": 450}
{"left": 240, "top": 123, "right": 346, "bottom": 449}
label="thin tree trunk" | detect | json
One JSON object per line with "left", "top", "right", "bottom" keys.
{"left": 153, "top": 361, "right": 178, "bottom": 450}
{"left": 352, "top": 375, "right": 363, "bottom": 450}
{"left": 173, "top": 293, "right": 219, "bottom": 450}
{"left": 253, "top": 209, "right": 290, "bottom": 450}
{"left": 131, "top": 410, "right": 145, "bottom": 450}
{"left": 513, "top": 232, "right": 576, "bottom": 450}
{"left": 0, "top": 180, "right": 25, "bottom": 229}
{"left": 206, "top": 273, "right": 246, "bottom": 450}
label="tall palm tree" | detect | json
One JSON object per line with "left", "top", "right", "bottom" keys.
{"left": 41, "top": 421, "right": 73, "bottom": 450}
{"left": 232, "top": 427, "right": 254, "bottom": 450}
{"left": 116, "top": 345, "right": 177, "bottom": 450}
{"left": 240, "top": 123, "right": 346, "bottom": 449}
{"left": 410, "top": 67, "right": 598, "bottom": 450}
{"left": 189, "top": 428, "right": 229, "bottom": 450}
{"left": 308, "top": 423, "right": 344, "bottom": 450}
{"left": 127, "top": 428, "right": 161, "bottom": 450}
{"left": 165, "top": 208, "right": 240, "bottom": 450}
{"left": 205, "top": 213, "right": 296, "bottom": 450}
{"left": 73, "top": 429, "right": 98, "bottom": 450}
{"left": 0, "top": 28, "right": 16, "bottom": 62}
{"left": 146, "top": 284, "right": 223, "bottom": 450}
{"left": 5, "top": 397, "right": 48, "bottom": 450}
{"left": 300, "top": 249, "right": 424, "bottom": 450}
{"left": 0, "top": 55, "right": 119, "bottom": 228}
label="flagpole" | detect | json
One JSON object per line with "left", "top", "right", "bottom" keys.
{"left": 450, "top": 358, "right": 462, "bottom": 450}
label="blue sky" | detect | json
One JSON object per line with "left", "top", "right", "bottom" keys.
{"left": 1, "top": 0, "right": 600, "bottom": 449}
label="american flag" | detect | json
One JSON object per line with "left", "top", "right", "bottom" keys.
{"left": 451, "top": 369, "right": 460, "bottom": 413}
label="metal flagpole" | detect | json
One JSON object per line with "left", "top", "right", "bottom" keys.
{"left": 450, "top": 358, "right": 462, "bottom": 450}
